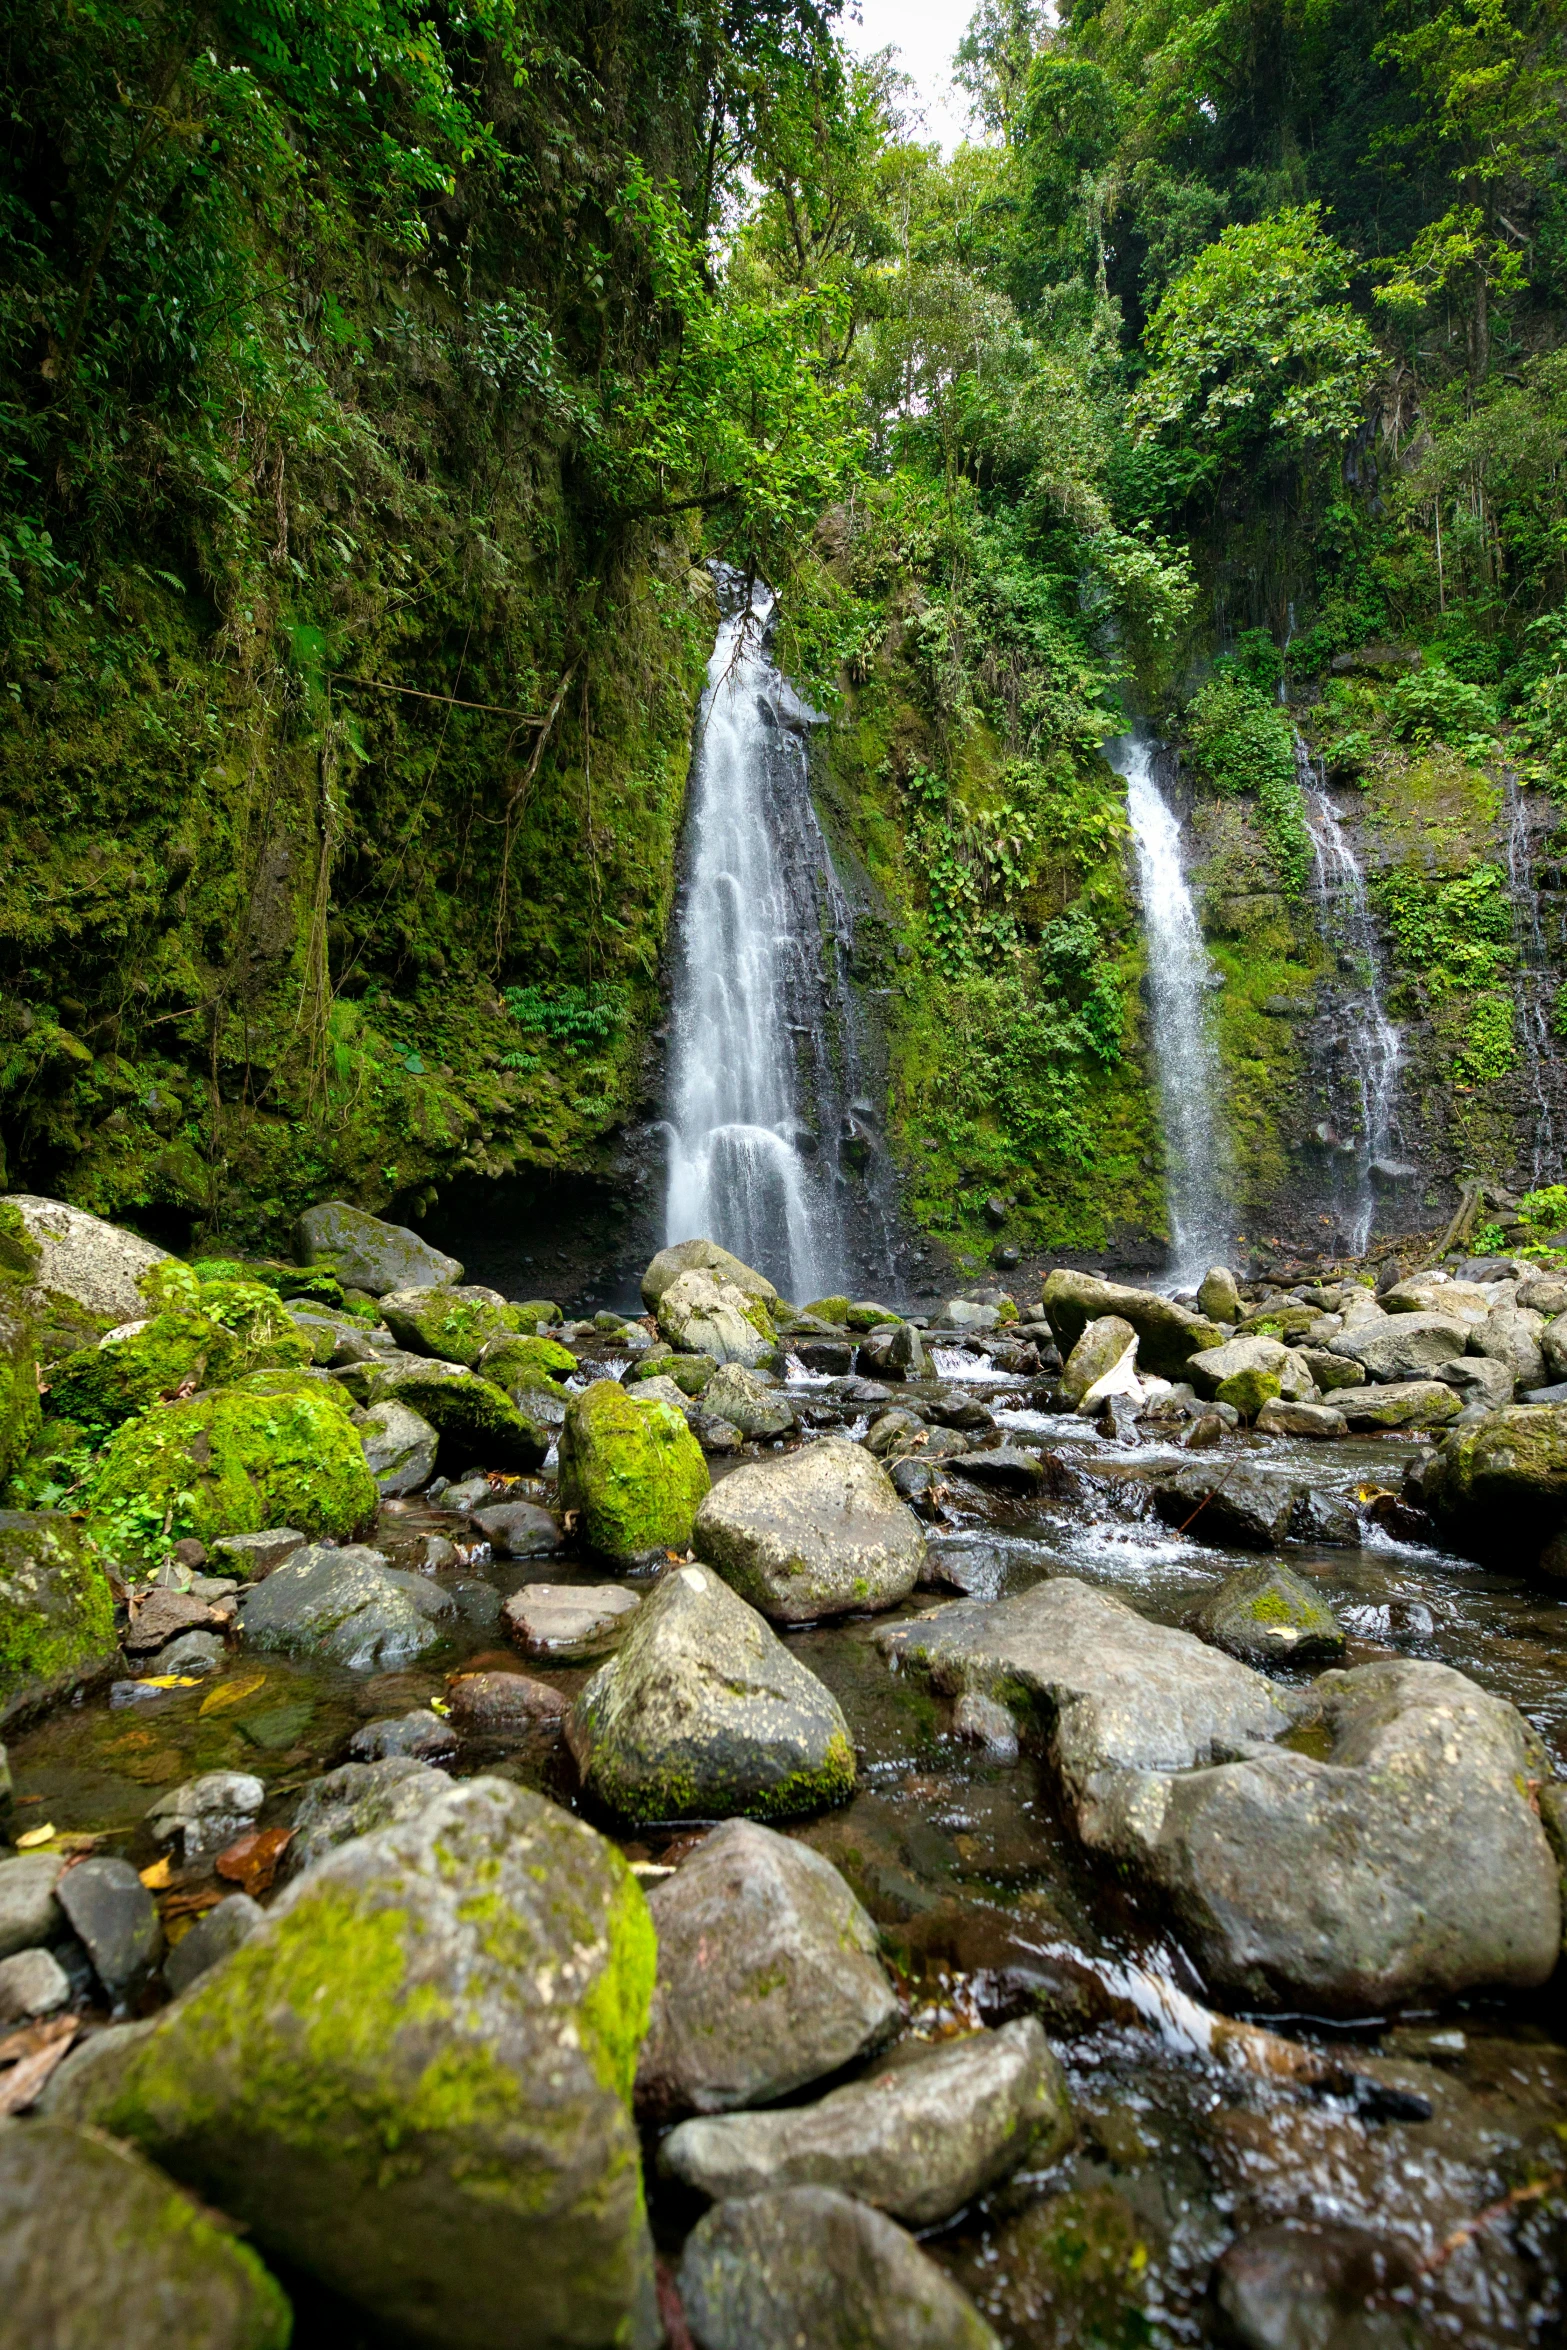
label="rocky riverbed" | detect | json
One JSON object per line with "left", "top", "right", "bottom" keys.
{"left": 1, "top": 1205, "right": 1566, "bottom": 2347}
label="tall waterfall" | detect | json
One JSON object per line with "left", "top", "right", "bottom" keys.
{"left": 1294, "top": 731, "right": 1402, "bottom": 1254}
{"left": 1505, "top": 775, "right": 1559, "bottom": 1186}
{"left": 1108, "top": 734, "right": 1230, "bottom": 1281}
{"left": 663, "top": 570, "right": 854, "bottom": 1300}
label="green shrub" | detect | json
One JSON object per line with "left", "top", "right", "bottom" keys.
{"left": 1184, "top": 672, "right": 1310, "bottom": 893}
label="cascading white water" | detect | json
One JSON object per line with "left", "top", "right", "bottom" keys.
{"left": 1505, "top": 774, "right": 1559, "bottom": 1186}
{"left": 663, "top": 571, "right": 847, "bottom": 1299}
{"left": 1293, "top": 731, "right": 1402, "bottom": 1252}
{"left": 1107, "top": 734, "right": 1230, "bottom": 1281}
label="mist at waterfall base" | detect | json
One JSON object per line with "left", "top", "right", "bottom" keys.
{"left": 1107, "top": 734, "right": 1234, "bottom": 1285}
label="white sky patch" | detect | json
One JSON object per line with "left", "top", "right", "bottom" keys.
{"left": 841, "top": 0, "right": 983, "bottom": 154}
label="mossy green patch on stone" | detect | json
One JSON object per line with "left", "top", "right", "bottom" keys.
{"left": 379, "top": 1368, "right": 546, "bottom": 1474}
{"left": 1214, "top": 1367, "right": 1281, "bottom": 1417}
{"left": 88, "top": 1384, "right": 377, "bottom": 1554}
{"left": 0, "top": 1509, "right": 117, "bottom": 1725}
{"left": 558, "top": 1380, "right": 710, "bottom": 1560}
{"left": 381, "top": 1286, "right": 523, "bottom": 1368}
{"left": 477, "top": 1333, "right": 578, "bottom": 1392}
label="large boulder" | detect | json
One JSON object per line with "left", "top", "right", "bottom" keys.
{"left": 693, "top": 1439, "right": 923, "bottom": 1622}
{"left": 5, "top": 1194, "right": 168, "bottom": 1323}
{"left": 636, "top": 1819, "right": 899, "bottom": 2117}
{"left": 50, "top": 1286, "right": 310, "bottom": 1431}
{"left": 0, "top": 2117, "right": 292, "bottom": 2350}
{"left": 0, "top": 1510, "right": 117, "bottom": 1731}
{"left": 296, "top": 1200, "right": 462, "bottom": 1296}
{"left": 876, "top": 1579, "right": 1288, "bottom": 1840}
{"left": 379, "top": 1284, "right": 521, "bottom": 1367}
{"left": 701, "top": 1362, "right": 795, "bottom": 1438}
{"left": 77, "top": 1779, "right": 659, "bottom": 2350}
{"left": 280, "top": 1756, "right": 451, "bottom": 1880}
{"left": 1329, "top": 1312, "right": 1468, "bottom": 1381}
{"left": 1339, "top": 1379, "right": 1462, "bottom": 1431}
{"left": 371, "top": 1362, "right": 547, "bottom": 1473}
{"left": 1060, "top": 1316, "right": 1137, "bottom": 1406}
{"left": 1472, "top": 1301, "right": 1547, "bottom": 1391}
{"left": 1151, "top": 1466, "right": 1301, "bottom": 1550}
{"left": 558, "top": 1381, "right": 710, "bottom": 1560}
{"left": 355, "top": 1398, "right": 439, "bottom": 1496}
{"left": 642, "top": 1239, "right": 778, "bottom": 1313}
{"left": 1409, "top": 1403, "right": 1567, "bottom": 1565}
{"left": 1040, "top": 1270, "right": 1225, "bottom": 1379}
{"left": 89, "top": 1384, "right": 378, "bottom": 1554}
{"left": 1184, "top": 1335, "right": 1287, "bottom": 1415}
{"left": 238, "top": 1543, "right": 450, "bottom": 1672}
{"left": 1100, "top": 1660, "right": 1561, "bottom": 2011}
{"left": 660, "top": 2020, "right": 1072, "bottom": 2227}
{"left": 477, "top": 1332, "right": 579, "bottom": 1392}
{"left": 1380, "top": 1275, "right": 1495, "bottom": 1324}
{"left": 1197, "top": 1265, "right": 1242, "bottom": 1322}
{"left": 567, "top": 1563, "right": 856, "bottom": 1822}
{"left": 1435, "top": 1354, "right": 1516, "bottom": 1410}
{"left": 657, "top": 1269, "right": 776, "bottom": 1367}
{"left": 678, "top": 2186, "right": 999, "bottom": 2350}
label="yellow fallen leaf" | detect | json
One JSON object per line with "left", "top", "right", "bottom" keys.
{"left": 139, "top": 1856, "right": 173, "bottom": 1889}
{"left": 199, "top": 1673, "right": 267, "bottom": 1716}
{"left": 138, "top": 1675, "right": 202, "bottom": 1690}
{"left": 16, "top": 1825, "right": 55, "bottom": 1849}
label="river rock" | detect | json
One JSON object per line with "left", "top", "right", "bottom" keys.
{"left": 1151, "top": 1465, "right": 1301, "bottom": 1549}
{"left": 1473, "top": 1301, "right": 1548, "bottom": 1390}
{"left": 1060, "top": 1316, "right": 1138, "bottom": 1405}
{"left": 0, "top": 1851, "right": 64, "bottom": 1958}
{"left": 297, "top": 1200, "right": 462, "bottom": 1296}
{"left": 1435, "top": 1353, "right": 1516, "bottom": 1409}
{"left": 1096, "top": 1658, "right": 1560, "bottom": 2010}
{"left": 123, "top": 1585, "right": 213, "bottom": 1654}
{"left": 1198, "top": 1265, "right": 1242, "bottom": 1322}
{"left": 503, "top": 1581, "right": 641, "bottom": 1658}
{"left": 75, "top": 1778, "right": 659, "bottom": 2349}
{"left": 857, "top": 1324, "right": 927, "bottom": 1380}
{"left": 348, "top": 1709, "right": 459, "bottom": 1762}
{"left": 1042, "top": 1270, "right": 1225, "bottom": 1378}
{"left": 1255, "top": 1398, "right": 1348, "bottom": 1438}
{"left": 90, "top": 1384, "right": 379, "bottom": 1552}
{"left": 678, "top": 2186, "right": 999, "bottom": 2350}
{"left": 945, "top": 1446, "right": 1045, "bottom": 1491}
{"left": 0, "top": 1944, "right": 69, "bottom": 2019}
{"left": 0, "top": 2117, "right": 293, "bottom": 2350}
{"left": 0, "top": 1510, "right": 118, "bottom": 1731}
{"left": 57, "top": 1856, "right": 161, "bottom": 2000}
{"left": 1408, "top": 1402, "right": 1567, "bottom": 1564}
{"left": 657, "top": 1269, "right": 776, "bottom": 1367}
{"left": 660, "top": 2019, "right": 1072, "bottom": 2226}
{"left": 567, "top": 1563, "right": 855, "bottom": 1822}
{"left": 372, "top": 1363, "right": 547, "bottom": 1474}
{"left": 446, "top": 1669, "right": 566, "bottom": 1738}
{"left": 281, "top": 1755, "right": 450, "bottom": 1879}
{"left": 642, "top": 1238, "right": 778, "bottom": 1311}
{"left": 1215, "top": 2221, "right": 1417, "bottom": 2350}
{"left": 379, "top": 1283, "right": 519, "bottom": 1366}
{"left": 469, "top": 1498, "right": 565, "bottom": 1558}
{"left": 145, "top": 1770, "right": 264, "bottom": 1862}
{"left": 164, "top": 1894, "right": 265, "bottom": 1996}
{"left": 1184, "top": 1334, "right": 1287, "bottom": 1413}
{"left": 693, "top": 1438, "right": 923, "bottom": 1622}
{"left": 355, "top": 1398, "right": 439, "bottom": 1496}
{"left": 941, "top": 1298, "right": 1001, "bottom": 1330}
{"left": 239, "top": 1542, "right": 447, "bottom": 1671}
{"left": 699, "top": 1361, "right": 795, "bottom": 1436}
{"left": 877, "top": 1579, "right": 1287, "bottom": 1841}
{"left": 1297, "top": 1347, "right": 1365, "bottom": 1393}
{"left": 1329, "top": 1312, "right": 1468, "bottom": 1380}
{"left": 1184, "top": 1563, "right": 1346, "bottom": 1664}
{"left": 637, "top": 1818, "right": 897, "bottom": 2116}
{"left": 1380, "top": 1275, "right": 1495, "bottom": 1324}
{"left": 1340, "top": 1380, "right": 1462, "bottom": 1431}
{"left": 6, "top": 1194, "right": 169, "bottom": 1323}
{"left": 558, "top": 1379, "right": 710, "bottom": 1560}
{"left": 208, "top": 1527, "right": 308, "bottom": 1581}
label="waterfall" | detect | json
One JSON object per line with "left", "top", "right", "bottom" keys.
{"left": 1293, "top": 731, "right": 1402, "bottom": 1253}
{"left": 1108, "top": 733, "right": 1230, "bottom": 1282}
{"left": 663, "top": 569, "right": 853, "bottom": 1300}
{"left": 1505, "top": 774, "right": 1560, "bottom": 1186}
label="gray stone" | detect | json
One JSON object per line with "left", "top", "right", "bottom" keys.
{"left": 0, "top": 2117, "right": 292, "bottom": 2349}
{"left": 1290, "top": 1489, "right": 1361, "bottom": 1546}
{"left": 678, "top": 2187, "right": 998, "bottom": 2350}
{"left": 281, "top": 1756, "right": 450, "bottom": 1881}
{"left": 941, "top": 1298, "right": 1001, "bottom": 1330}
{"left": 661, "top": 2020, "right": 1072, "bottom": 2226}
{"left": 1060, "top": 1316, "right": 1138, "bottom": 1406}
{"left": 347, "top": 1709, "right": 458, "bottom": 1763}
{"left": 642, "top": 1239, "right": 778, "bottom": 1312}
{"left": 1254, "top": 1398, "right": 1348, "bottom": 1438}
{"left": 239, "top": 1543, "right": 442, "bottom": 1672}
{"left": 877, "top": 1579, "right": 1287, "bottom": 1844}
{"left": 945, "top": 1446, "right": 1045, "bottom": 1492}
{"left": 470, "top": 1499, "right": 565, "bottom": 1558}
{"left": 1329, "top": 1311, "right": 1469, "bottom": 1380}
{"left": 1298, "top": 1348, "right": 1366, "bottom": 1393}
{"left": 1185, "top": 1563, "right": 1346, "bottom": 1665}
{"left": 1473, "top": 1301, "right": 1548, "bottom": 1390}
{"left": 863, "top": 1408, "right": 927, "bottom": 1461}
{"left": 1340, "top": 1380, "right": 1462, "bottom": 1430}
{"left": 1186, "top": 1334, "right": 1288, "bottom": 1399}
{"left": 356, "top": 1398, "right": 439, "bottom": 1496}
{"left": 636, "top": 1819, "right": 898, "bottom": 2118}
{"left": 1041, "top": 1269, "right": 1226, "bottom": 1378}
{"left": 1099, "top": 1659, "right": 1561, "bottom": 2011}
{"left": 56, "top": 1857, "right": 161, "bottom": 1999}
{"left": 503, "top": 1581, "right": 641, "bottom": 1658}
{"left": 0, "top": 1852, "right": 64, "bottom": 1959}
{"left": 953, "top": 1691, "right": 1019, "bottom": 1757}
{"left": 445, "top": 1670, "right": 565, "bottom": 1738}
{"left": 1198, "top": 1265, "right": 1242, "bottom": 1322}
{"left": 64, "top": 1779, "right": 659, "bottom": 2350}
{"left": 657, "top": 1270, "right": 775, "bottom": 1367}
{"left": 856, "top": 1324, "right": 928, "bottom": 1381}
{"left": 34, "top": 2018, "right": 156, "bottom": 2122}
{"left": 6, "top": 1195, "right": 168, "bottom": 1323}
{"left": 208, "top": 1528, "right": 307, "bottom": 1582}
{"left": 1519, "top": 1277, "right": 1567, "bottom": 1317}
{"left": 0, "top": 1945, "right": 70, "bottom": 2020}
{"left": 567, "top": 1564, "right": 855, "bottom": 1822}
{"left": 1151, "top": 1465, "right": 1302, "bottom": 1549}
{"left": 124, "top": 1586, "right": 214, "bottom": 1655}
{"left": 164, "top": 1894, "right": 264, "bottom": 1997}
{"left": 703, "top": 1362, "right": 796, "bottom": 1436}
{"left": 1435, "top": 1353, "right": 1516, "bottom": 1409}
{"left": 442, "top": 1473, "right": 494, "bottom": 1513}
{"left": 296, "top": 1199, "right": 462, "bottom": 1296}
{"left": 1380, "top": 1276, "right": 1495, "bottom": 1324}
{"left": 507, "top": 1382, "right": 569, "bottom": 1428}
{"left": 1215, "top": 2222, "right": 1416, "bottom": 2350}
{"left": 693, "top": 1439, "right": 924, "bottom": 1623}
{"left": 145, "top": 1770, "right": 264, "bottom": 1863}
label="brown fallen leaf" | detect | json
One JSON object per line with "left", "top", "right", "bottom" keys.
{"left": 0, "top": 2015, "right": 79, "bottom": 2115}
{"left": 159, "top": 1885, "right": 227, "bottom": 1922}
{"left": 215, "top": 1825, "right": 292, "bottom": 1896}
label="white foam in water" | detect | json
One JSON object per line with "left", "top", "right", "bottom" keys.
{"left": 929, "top": 1346, "right": 1017, "bottom": 1385}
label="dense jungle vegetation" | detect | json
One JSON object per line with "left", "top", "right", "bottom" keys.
{"left": 2, "top": 0, "right": 1565, "bottom": 1262}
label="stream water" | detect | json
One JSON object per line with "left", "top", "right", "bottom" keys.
{"left": 1108, "top": 735, "right": 1231, "bottom": 1282}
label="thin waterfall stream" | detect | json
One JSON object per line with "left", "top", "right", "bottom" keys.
{"left": 1108, "top": 732, "right": 1231, "bottom": 1281}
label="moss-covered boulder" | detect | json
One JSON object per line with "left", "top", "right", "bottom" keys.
{"left": 629, "top": 1351, "right": 714, "bottom": 1395}
{"left": 844, "top": 1300, "right": 902, "bottom": 1331}
{"left": 0, "top": 1301, "right": 40, "bottom": 1485}
{"left": 512, "top": 1298, "right": 563, "bottom": 1333}
{"left": 1215, "top": 1365, "right": 1283, "bottom": 1417}
{"left": 1412, "top": 1403, "right": 1567, "bottom": 1566}
{"left": 50, "top": 1305, "right": 309, "bottom": 1433}
{"left": 0, "top": 2117, "right": 292, "bottom": 2350}
{"left": 377, "top": 1364, "right": 547, "bottom": 1474}
{"left": 476, "top": 1331, "right": 579, "bottom": 1391}
{"left": 0, "top": 1509, "right": 117, "bottom": 1730}
{"left": 1185, "top": 1562, "right": 1346, "bottom": 1664}
{"left": 656, "top": 1270, "right": 777, "bottom": 1367}
{"left": 1341, "top": 1379, "right": 1462, "bottom": 1431}
{"left": 81, "top": 1777, "right": 659, "bottom": 2350}
{"left": 379, "top": 1283, "right": 522, "bottom": 1366}
{"left": 954, "top": 2186, "right": 1149, "bottom": 2350}
{"left": 558, "top": 1379, "right": 710, "bottom": 1561}
{"left": 1042, "top": 1268, "right": 1225, "bottom": 1378}
{"left": 296, "top": 1199, "right": 462, "bottom": 1296}
{"left": 642, "top": 1238, "right": 778, "bottom": 1312}
{"left": 5, "top": 1194, "right": 168, "bottom": 1324}
{"left": 89, "top": 1386, "right": 377, "bottom": 1554}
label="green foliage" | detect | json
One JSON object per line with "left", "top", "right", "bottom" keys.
{"left": 1384, "top": 664, "right": 1499, "bottom": 753}
{"left": 503, "top": 985, "right": 630, "bottom": 1057}
{"left": 1183, "top": 674, "right": 1311, "bottom": 893}
{"left": 1455, "top": 989, "right": 1518, "bottom": 1079}
{"left": 1379, "top": 861, "right": 1515, "bottom": 993}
